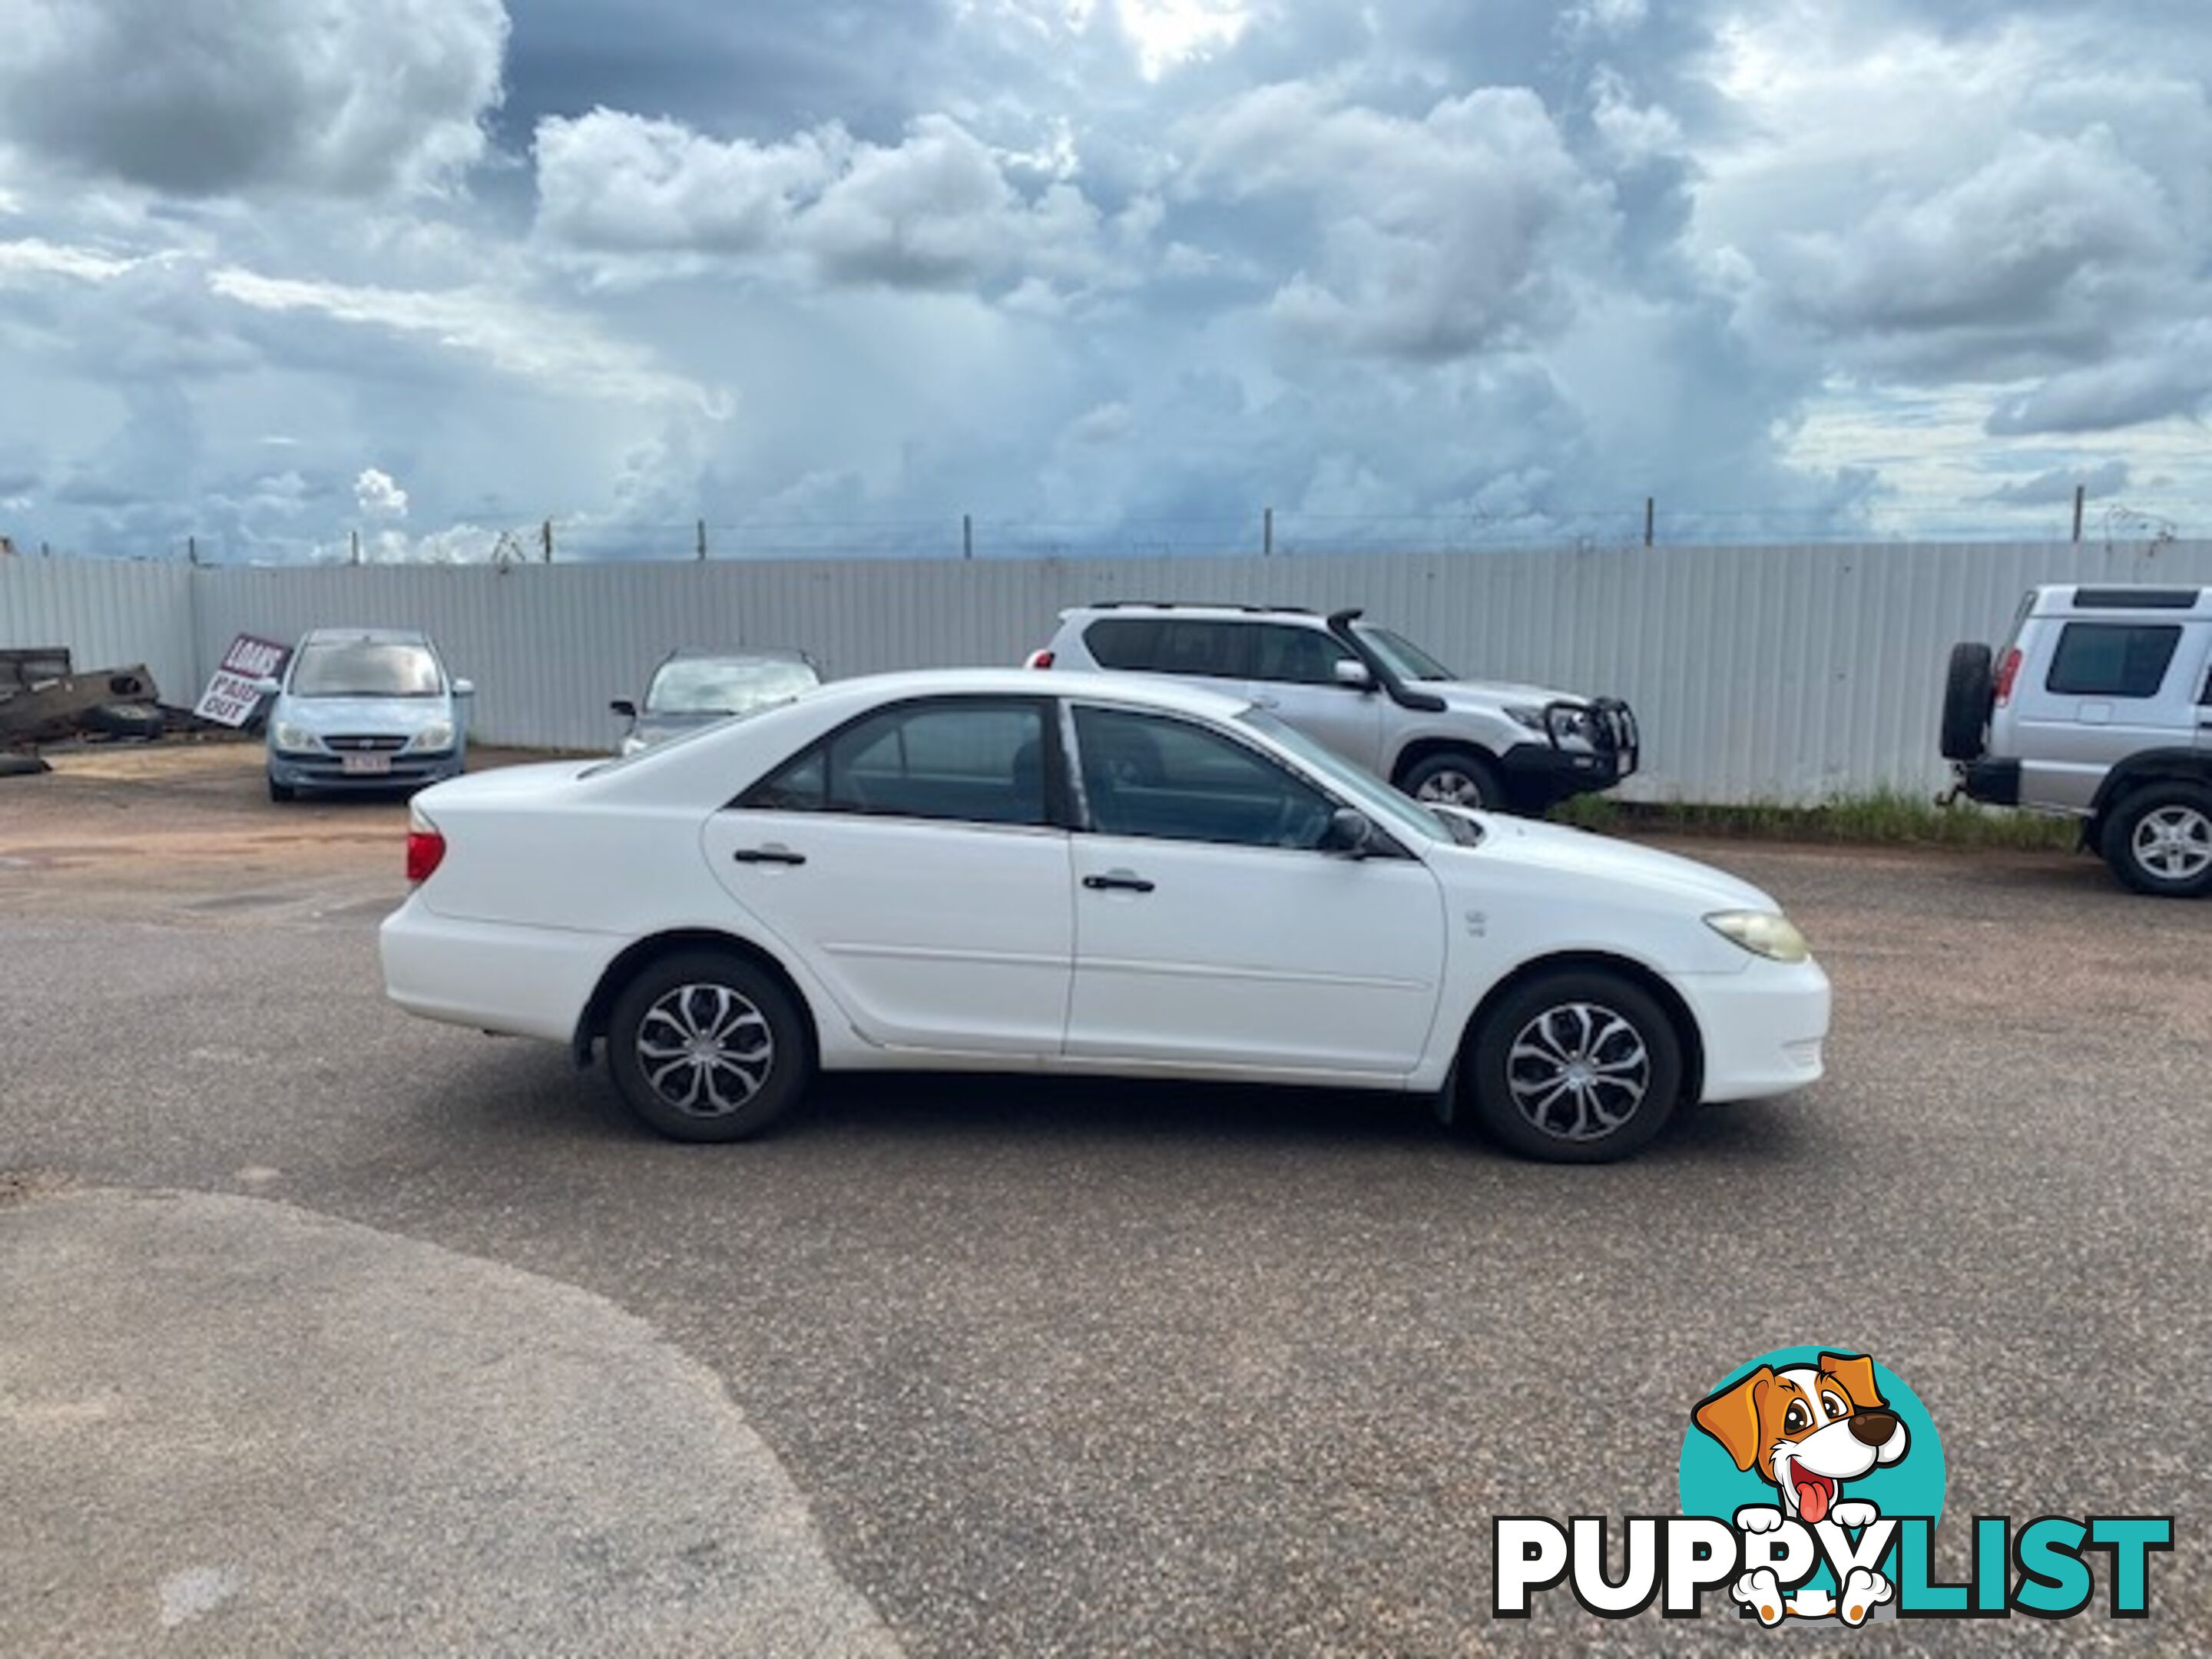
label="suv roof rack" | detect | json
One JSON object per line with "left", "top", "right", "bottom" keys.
{"left": 2070, "top": 586, "right": 2203, "bottom": 611}
{"left": 1084, "top": 600, "right": 1314, "bottom": 614}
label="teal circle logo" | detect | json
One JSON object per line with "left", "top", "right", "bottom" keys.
{"left": 1681, "top": 1346, "right": 1944, "bottom": 1607}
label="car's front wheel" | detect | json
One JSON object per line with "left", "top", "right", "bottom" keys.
{"left": 1402, "top": 748, "right": 1506, "bottom": 813}
{"left": 267, "top": 776, "right": 296, "bottom": 803}
{"left": 1464, "top": 970, "right": 1684, "bottom": 1162}
{"left": 607, "top": 951, "right": 811, "bottom": 1141}
{"left": 2102, "top": 782, "right": 2212, "bottom": 898}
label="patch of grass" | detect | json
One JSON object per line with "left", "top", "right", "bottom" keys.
{"left": 1551, "top": 786, "right": 2081, "bottom": 850}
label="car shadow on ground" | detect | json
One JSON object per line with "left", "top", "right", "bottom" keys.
{"left": 419, "top": 1045, "right": 1826, "bottom": 1170}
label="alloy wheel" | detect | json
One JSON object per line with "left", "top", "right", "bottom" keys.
{"left": 634, "top": 983, "right": 775, "bottom": 1118}
{"left": 1505, "top": 1002, "right": 1652, "bottom": 1143}
{"left": 2132, "top": 804, "right": 2212, "bottom": 882}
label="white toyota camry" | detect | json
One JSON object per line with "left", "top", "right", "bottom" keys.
{"left": 379, "top": 670, "right": 1830, "bottom": 1162}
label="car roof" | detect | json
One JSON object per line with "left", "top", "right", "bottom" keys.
{"left": 2029, "top": 584, "right": 2210, "bottom": 617}
{"left": 300, "top": 627, "right": 432, "bottom": 644}
{"left": 800, "top": 666, "right": 1252, "bottom": 719}
{"left": 1059, "top": 601, "right": 1320, "bottom": 621}
{"left": 657, "top": 646, "right": 815, "bottom": 664}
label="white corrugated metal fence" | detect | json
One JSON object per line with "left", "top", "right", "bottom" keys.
{"left": 12, "top": 542, "right": 2212, "bottom": 804}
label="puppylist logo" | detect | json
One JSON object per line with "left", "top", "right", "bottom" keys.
{"left": 1495, "top": 1346, "right": 2174, "bottom": 1627}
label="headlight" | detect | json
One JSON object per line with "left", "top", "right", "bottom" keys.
{"left": 412, "top": 720, "right": 455, "bottom": 751}
{"left": 1705, "top": 910, "right": 1810, "bottom": 963}
{"left": 273, "top": 720, "right": 317, "bottom": 751}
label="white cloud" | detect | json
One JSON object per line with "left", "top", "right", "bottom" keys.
{"left": 0, "top": 237, "right": 143, "bottom": 285}
{"left": 1177, "top": 83, "right": 1614, "bottom": 360}
{"left": 0, "top": 0, "right": 508, "bottom": 198}
{"left": 354, "top": 468, "right": 409, "bottom": 521}
{"left": 206, "top": 266, "right": 717, "bottom": 409}
{"left": 535, "top": 111, "right": 846, "bottom": 254}
{"left": 535, "top": 109, "right": 1122, "bottom": 295}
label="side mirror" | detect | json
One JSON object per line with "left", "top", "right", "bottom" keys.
{"left": 452, "top": 678, "right": 475, "bottom": 697}
{"left": 1333, "top": 659, "right": 1374, "bottom": 690}
{"left": 609, "top": 698, "right": 637, "bottom": 718}
{"left": 1322, "top": 806, "right": 1378, "bottom": 858}
{"left": 251, "top": 677, "right": 283, "bottom": 697}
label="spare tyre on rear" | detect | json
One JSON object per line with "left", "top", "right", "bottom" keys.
{"left": 1940, "top": 643, "right": 1994, "bottom": 762}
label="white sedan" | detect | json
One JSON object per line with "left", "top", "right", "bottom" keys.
{"left": 380, "top": 670, "right": 1830, "bottom": 1162}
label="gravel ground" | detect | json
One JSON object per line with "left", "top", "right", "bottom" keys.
{"left": 1, "top": 743, "right": 2205, "bottom": 1655}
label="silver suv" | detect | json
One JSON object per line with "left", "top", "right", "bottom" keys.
{"left": 1028, "top": 602, "right": 1638, "bottom": 815}
{"left": 1943, "top": 583, "right": 2212, "bottom": 896}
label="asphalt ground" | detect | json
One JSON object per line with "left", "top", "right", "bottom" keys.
{"left": 2, "top": 741, "right": 2206, "bottom": 1655}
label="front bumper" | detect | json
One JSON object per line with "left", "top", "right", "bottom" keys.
{"left": 1498, "top": 741, "right": 1627, "bottom": 810}
{"left": 270, "top": 748, "right": 465, "bottom": 790}
{"left": 1672, "top": 955, "right": 1832, "bottom": 1105}
{"left": 1498, "top": 697, "right": 1639, "bottom": 810}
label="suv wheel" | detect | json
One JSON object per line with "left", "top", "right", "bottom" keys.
{"left": 1402, "top": 749, "right": 1505, "bottom": 813}
{"left": 1940, "top": 643, "right": 1994, "bottom": 762}
{"left": 2101, "top": 783, "right": 2212, "bottom": 898}
{"left": 1462, "top": 970, "right": 1683, "bottom": 1163}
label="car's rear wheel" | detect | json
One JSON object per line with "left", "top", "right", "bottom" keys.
{"left": 1940, "top": 643, "right": 1995, "bottom": 762}
{"left": 2101, "top": 783, "right": 2212, "bottom": 898}
{"left": 1464, "top": 970, "right": 1683, "bottom": 1162}
{"left": 607, "top": 951, "right": 810, "bottom": 1141}
{"left": 1402, "top": 748, "right": 1506, "bottom": 813}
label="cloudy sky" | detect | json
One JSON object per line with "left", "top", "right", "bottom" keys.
{"left": 1, "top": 0, "right": 2207, "bottom": 561}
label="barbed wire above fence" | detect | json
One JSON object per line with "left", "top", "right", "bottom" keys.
{"left": 7, "top": 492, "right": 2200, "bottom": 565}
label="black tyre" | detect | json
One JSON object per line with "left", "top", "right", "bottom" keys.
{"left": 0, "top": 753, "right": 50, "bottom": 777}
{"left": 87, "top": 702, "right": 164, "bottom": 740}
{"left": 607, "top": 950, "right": 811, "bottom": 1142}
{"left": 1939, "top": 643, "right": 1994, "bottom": 762}
{"left": 1401, "top": 748, "right": 1508, "bottom": 813}
{"left": 267, "top": 775, "right": 297, "bottom": 803}
{"left": 2101, "top": 782, "right": 2212, "bottom": 898}
{"left": 1463, "top": 970, "right": 1684, "bottom": 1163}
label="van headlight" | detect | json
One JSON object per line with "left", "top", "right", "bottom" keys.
{"left": 272, "top": 720, "right": 317, "bottom": 752}
{"left": 1705, "top": 910, "right": 1810, "bottom": 963}
{"left": 412, "top": 720, "right": 455, "bottom": 752}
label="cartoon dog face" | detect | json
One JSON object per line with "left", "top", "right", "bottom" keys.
{"left": 1693, "top": 1352, "right": 1909, "bottom": 1525}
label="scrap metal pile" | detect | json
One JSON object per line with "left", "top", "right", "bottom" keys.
{"left": 1, "top": 648, "right": 167, "bottom": 766}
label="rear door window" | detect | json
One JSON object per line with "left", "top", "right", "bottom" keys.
{"left": 742, "top": 699, "right": 1051, "bottom": 826}
{"left": 2045, "top": 624, "right": 2183, "bottom": 698}
{"left": 1085, "top": 618, "right": 1250, "bottom": 679}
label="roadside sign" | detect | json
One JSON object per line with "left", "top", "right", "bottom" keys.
{"left": 194, "top": 634, "right": 291, "bottom": 727}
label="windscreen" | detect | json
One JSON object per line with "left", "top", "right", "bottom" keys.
{"left": 647, "top": 658, "right": 819, "bottom": 714}
{"left": 290, "top": 642, "right": 441, "bottom": 697}
{"left": 1352, "top": 624, "right": 1455, "bottom": 681}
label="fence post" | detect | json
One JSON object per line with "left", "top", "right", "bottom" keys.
{"left": 350, "top": 528, "right": 361, "bottom": 566}
{"left": 962, "top": 513, "right": 973, "bottom": 561}
{"left": 1263, "top": 506, "right": 1273, "bottom": 558}
{"left": 2071, "top": 485, "right": 2085, "bottom": 545}
{"left": 1644, "top": 497, "right": 1655, "bottom": 548}
{"left": 187, "top": 535, "right": 198, "bottom": 565}
{"left": 697, "top": 519, "right": 708, "bottom": 561}
{"left": 541, "top": 518, "right": 554, "bottom": 562}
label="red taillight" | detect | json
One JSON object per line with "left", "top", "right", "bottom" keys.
{"left": 1994, "top": 646, "right": 2022, "bottom": 707}
{"left": 406, "top": 824, "right": 445, "bottom": 884}
{"left": 1024, "top": 648, "right": 1055, "bottom": 669}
